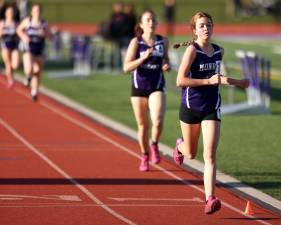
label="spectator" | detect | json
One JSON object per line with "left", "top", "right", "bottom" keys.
{"left": 163, "top": 0, "right": 176, "bottom": 37}
{"left": 17, "top": 0, "right": 29, "bottom": 20}
{"left": 121, "top": 2, "right": 137, "bottom": 63}
{"left": 108, "top": 1, "right": 127, "bottom": 46}
{"left": 123, "top": 2, "right": 137, "bottom": 41}
{"left": 0, "top": 0, "right": 6, "bottom": 20}
{"left": 49, "top": 26, "right": 62, "bottom": 60}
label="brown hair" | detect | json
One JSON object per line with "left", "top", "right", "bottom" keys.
{"left": 134, "top": 9, "right": 156, "bottom": 37}
{"left": 173, "top": 11, "right": 213, "bottom": 49}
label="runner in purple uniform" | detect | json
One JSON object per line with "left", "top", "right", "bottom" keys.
{"left": 17, "top": 3, "right": 51, "bottom": 101}
{"left": 123, "top": 10, "right": 170, "bottom": 171}
{"left": 0, "top": 4, "right": 20, "bottom": 88}
{"left": 172, "top": 11, "right": 249, "bottom": 214}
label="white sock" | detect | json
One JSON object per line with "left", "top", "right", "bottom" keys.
{"left": 31, "top": 88, "right": 37, "bottom": 96}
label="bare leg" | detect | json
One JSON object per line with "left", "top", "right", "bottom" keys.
{"left": 148, "top": 91, "right": 165, "bottom": 143}
{"left": 11, "top": 50, "right": 20, "bottom": 71}
{"left": 179, "top": 121, "right": 201, "bottom": 159}
{"left": 30, "top": 56, "right": 43, "bottom": 99}
{"left": 131, "top": 97, "right": 150, "bottom": 154}
{"left": 1, "top": 48, "right": 13, "bottom": 85}
{"left": 22, "top": 52, "right": 32, "bottom": 86}
{"left": 201, "top": 120, "right": 220, "bottom": 200}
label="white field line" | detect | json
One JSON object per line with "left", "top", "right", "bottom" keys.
{"left": 0, "top": 117, "right": 136, "bottom": 225}
{"left": 0, "top": 204, "right": 203, "bottom": 208}
{"left": 108, "top": 197, "right": 203, "bottom": 202}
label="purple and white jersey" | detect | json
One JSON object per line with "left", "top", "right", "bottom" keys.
{"left": 1, "top": 22, "right": 19, "bottom": 50}
{"left": 182, "top": 43, "right": 222, "bottom": 112}
{"left": 24, "top": 18, "right": 47, "bottom": 55}
{"left": 26, "top": 18, "right": 47, "bottom": 43}
{"left": 132, "top": 35, "right": 165, "bottom": 90}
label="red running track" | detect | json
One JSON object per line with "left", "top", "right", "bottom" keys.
{"left": 0, "top": 76, "right": 280, "bottom": 225}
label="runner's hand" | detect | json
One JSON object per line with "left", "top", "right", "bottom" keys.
{"left": 162, "top": 63, "right": 170, "bottom": 72}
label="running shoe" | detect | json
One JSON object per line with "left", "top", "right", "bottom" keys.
{"left": 204, "top": 195, "right": 221, "bottom": 215}
{"left": 173, "top": 138, "right": 184, "bottom": 165}
{"left": 150, "top": 143, "right": 160, "bottom": 164}
{"left": 24, "top": 76, "right": 32, "bottom": 87}
{"left": 31, "top": 94, "right": 38, "bottom": 102}
{"left": 7, "top": 80, "right": 15, "bottom": 89}
{"left": 139, "top": 154, "right": 149, "bottom": 171}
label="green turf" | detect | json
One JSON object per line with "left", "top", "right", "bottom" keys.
{"left": 35, "top": 0, "right": 280, "bottom": 23}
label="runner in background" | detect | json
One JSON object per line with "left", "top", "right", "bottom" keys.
{"left": 17, "top": 3, "right": 52, "bottom": 101}
{"left": 0, "top": 3, "right": 20, "bottom": 88}
{"left": 123, "top": 10, "right": 170, "bottom": 171}
{"left": 172, "top": 11, "right": 249, "bottom": 214}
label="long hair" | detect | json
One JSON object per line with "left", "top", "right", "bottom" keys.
{"left": 173, "top": 11, "right": 213, "bottom": 49}
{"left": 134, "top": 9, "right": 156, "bottom": 37}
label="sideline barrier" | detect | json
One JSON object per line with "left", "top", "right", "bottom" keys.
{"left": 91, "top": 36, "right": 122, "bottom": 73}
{"left": 236, "top": 50, "right": 271, "bottom": 109}
{"left": 221, "top": 50, "right": 271, "bottom": 115}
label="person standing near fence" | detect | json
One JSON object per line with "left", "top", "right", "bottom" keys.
{"left": 173, "top": 11, "right": 249, "bottom": 214}
{"left": 163, "top": 0, "right": 176, "bottom": 37}
{"left": 17, "top": 0, "right": 29, "bottom": 20}
{"left": 108, "top": 1, "right": 127, "bottom": 44}
{"left": 0, "top": 4, "right": 20, "bottom": 88}
{"left": 123, "top": 10, "right": 170, "bottom": 172}
{"left": 17, "top": 3, "right": 51, "bottom": 101}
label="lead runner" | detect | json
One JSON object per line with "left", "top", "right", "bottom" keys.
{"left": 173, "top": 11, "right": 249, "bottom": 214}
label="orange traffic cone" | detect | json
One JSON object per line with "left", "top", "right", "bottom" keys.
{"left": 244, "top": 201, "right": 254, "bottom": 215}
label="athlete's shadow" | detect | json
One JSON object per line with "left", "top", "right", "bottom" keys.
{"left": 223, "top": 217, "right": 281, "bottom": 221}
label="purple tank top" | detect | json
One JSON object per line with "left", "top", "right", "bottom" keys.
{"left": 132, "top": 35, "right": 165, "bottom": 90}
{"left": 181, "top": 43, "right": 222, "bottom": 112}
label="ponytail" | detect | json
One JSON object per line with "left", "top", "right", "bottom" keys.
{"left": 173, "top": 39, "right": 195, "bottom": 49}
{"left": 134, "top": 23, "right": 143, "bottom": 37}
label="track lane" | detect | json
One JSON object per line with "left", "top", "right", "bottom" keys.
{"left": 0, "top": 121, "right": 133, "bottom": 225}
{"left": 0, "top": 77, "right": 280, "bottom": 225}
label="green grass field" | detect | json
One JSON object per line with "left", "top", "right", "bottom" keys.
{"left": 36, "top": 0, "right": 280, "bottom": 24}
{"left": 39, "top": 36, "right": 281, "bottom": 201}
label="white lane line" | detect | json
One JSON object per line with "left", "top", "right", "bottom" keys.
{"left": 0, "top": 194, "right": 81, "bottom": 201}
{"left": 0, "top": 117, "right": 136, "bottom": 225}
{"left": 4, "top": 83, "right": 273, "bottom": 225}
{"left": 36, "top": 93, "right": 273, "bottom": 225}
{"left": 109, "top": 197, "right": 203, "bottom": 202}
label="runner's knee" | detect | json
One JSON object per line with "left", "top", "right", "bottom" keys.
{"left": 203, "top": 149, "right": 216, "bottom": 164}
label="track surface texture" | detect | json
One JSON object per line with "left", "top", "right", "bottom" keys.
{"left": 1, "top": 76, "right": 281, "bottom": 225}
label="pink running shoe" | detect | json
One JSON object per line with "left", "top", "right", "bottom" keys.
{"left": 150, "top": 143, "right": 160, "bottom": 164}
{"left": 7, "top": 80, "right": 15, "bottom": 89}
{"left": 204, "top": 195, "right": 221, "bottom": 215}
{"left": 139, "top": 154, "right": 149, "bottom": 172}
{"left": 173, "top": 138, "right": 184, "bottom": 165}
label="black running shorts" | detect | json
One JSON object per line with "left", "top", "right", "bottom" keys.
{"left": 131, "top": 86, "right": 165, "bottom": 98}
{"left": 179, "top": 104, "right": 221, "bottom": 124}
